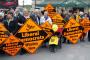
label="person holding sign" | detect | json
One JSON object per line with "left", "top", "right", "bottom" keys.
{"left": 17, "top": 8, "right": 40, "bottom": 28}
{"left": 31, "top": 9, "right": 40, "bottom": 25}
{"left": 49, "top": 24, "right": 61, "bottom": 53}
{"left": 17, "top": 8, "right": 30, "bottom": 27}
{"left": 81, "top": 13, "right": 89, "bottom": 42}
{"left": 3, "top": 11, "right": 18, "bottom": 35}
{"left": 40, "top": 10, "right": 53, "bottom": 47}
{"left": 40, "top": 10, "right": 52, "bottom": 25}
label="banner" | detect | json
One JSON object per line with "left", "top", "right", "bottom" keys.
{"left": 80, "top": 18, "right": 90, "bottom": 33}
{"left": 15, "top": 19, "right": 47, "bottom": 53}
{"left": 2, "top": 35, "right": 22, "bottom": 56}
{"left": 62, "top": 18, "right": 83, "bottom": 44}
{"left": 0, "top": 23, "right": 9, "bottom": 45}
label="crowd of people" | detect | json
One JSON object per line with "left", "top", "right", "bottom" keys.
{"left": 59, "top": 8, "right": 90, "bottom": 43}
{"left": 0, "top": 7, "right": 90, "bottom": 53}
{"left": 0, "top": 7, "right": 53, "bottom": 34}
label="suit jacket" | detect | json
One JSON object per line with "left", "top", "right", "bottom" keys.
{"left": 16, "top": 13, "right": 40, "bottom": 25}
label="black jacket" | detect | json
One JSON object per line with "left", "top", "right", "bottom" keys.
{"left": 3, "top": 18, "right": 18, "bottom": 34}
{"left": 16, "top": 13, "right": 40, "bottom": 25}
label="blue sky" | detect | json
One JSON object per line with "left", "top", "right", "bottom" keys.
{"left": 18, "top": 0, "right": 32, "bottom": 5}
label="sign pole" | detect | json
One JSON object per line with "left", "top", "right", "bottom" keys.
{"left": 23, "top": 0, "right": 24, "bottom": 7}
{"left": 35, "top": 0, "right": 36, "bottom": 9}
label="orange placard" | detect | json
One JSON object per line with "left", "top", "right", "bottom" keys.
{"left": 44, "top": 4, "right": 56, "bottom": 18}
{"left": 15, "top": 19, "right": 47, "bottom": 54}
{"left": 48, "top": 12, "right": 56, "bottom": 19}
{"left": 41, "top": 21, "right": 52, "bottom": 38}
{"left": 80, "top": 18, "right": 90, "bottom": 33}
{"left": 52, "top": 13, "right": 65, "bottom": 28}
{"left": 0, "top": 23, "right": 9, "bottom": 44}
{"left": 63, "top": 18, "right": 83, "bottom": 44}
{"left": 44, "top": 4, "right": 54, "bottom": 11}
{"left": 2, "top": 35, "right": 22, "bottom": 56}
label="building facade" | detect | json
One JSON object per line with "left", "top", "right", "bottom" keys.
{"left": 0, "top": 0, "right": 18, "bottom": 9}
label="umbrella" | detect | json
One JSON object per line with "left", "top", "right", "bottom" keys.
{"left": 36, "top": 2, "right": 62, "bottom": 7}
{"left": 85, "top": 1, "right": 90, "bottom": 7}
{"left": 61, "top": 0, "right": 88, "bottom": 7}
{"left": 36, "top": 2, "right": 48, "bottom": 7}
{"left": 75, "top": 0, "right": 88, "bottom": 7}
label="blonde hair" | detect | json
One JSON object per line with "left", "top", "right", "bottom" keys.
{"left": 23, "top": 8, "right": 29, "bottom": 12}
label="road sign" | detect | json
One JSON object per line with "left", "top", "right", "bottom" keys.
{"left": 80, "top": 18, "right": 90, "bottom": 33}
{"left": 0, "top": 23, "right": 9, "bottom": 45}
{"left": 15, "top": 19, "right": 47, "bottom": 53}
{"left": 52, "top": 13, "right": 65, "bottom": 28}
{"left": 44, "top": 4, "right": 56, "bottom": 18}
{"left": 63, "top": 18, "right": 83, "bottom": 44}
{"left": 2, "top": 35, "right": 22, "bottom": 56}
{"left": 44, "top": 4, "right": 54, "bottom": 11}
{"left": 41, "top": 21, "right": 52, "bottom": 38}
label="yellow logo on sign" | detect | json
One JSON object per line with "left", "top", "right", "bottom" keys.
{"left": 63, "top": 18, "right": 83, "bottom": 44}
{"left": 64, "top": 18, "right": 80, "bottom": 28}
{"left": 19, "top": 19, "right": 42, "bottom": 32}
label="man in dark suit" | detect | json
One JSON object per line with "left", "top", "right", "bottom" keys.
{"left": 3, "top": 11, "right": 18, "bottom": 35}
{"left": 16, "top": 8, "right": 40, "bottom": 28}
